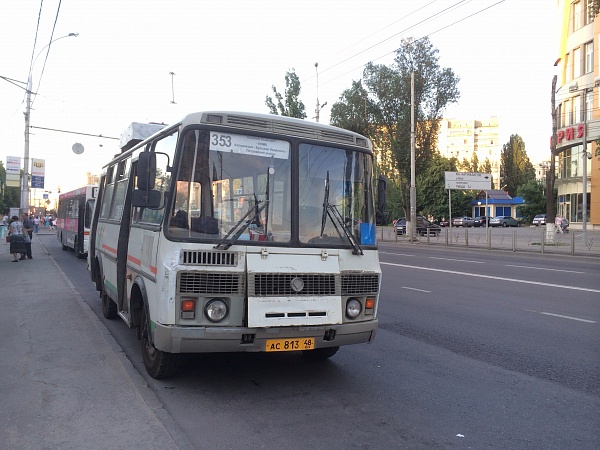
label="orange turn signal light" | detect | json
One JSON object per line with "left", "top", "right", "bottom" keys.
{"left": 181, "top": 299, "right": 196, "bottom": 312}
{"left": 365, "top": 298, "right": 376, "bottom": 309}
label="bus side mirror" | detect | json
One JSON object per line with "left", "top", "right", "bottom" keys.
{"left": 132, "top": 189, "right": 161, "bottom": 209}
{"left": 137, "top": 151, "right": 156, "bottom": 190}
{"left": 376, "top": 174, "right": 388, "bottom": 226}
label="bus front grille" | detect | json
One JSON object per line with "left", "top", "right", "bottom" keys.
{"left": 181, "top": 250, "right": 238, "bottom": 266}
{"left": 252, "top": 274, "right": 336, "bottom": 296}
{"left": 178, "top": 272, "right": 243, "bottom": 294}
{"left": 341, "top": 274, "right": 380, "bottom": 295}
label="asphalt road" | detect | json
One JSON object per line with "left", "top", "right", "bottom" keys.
{"left": 41, "top": 234, "right": 600, "bottom": 449}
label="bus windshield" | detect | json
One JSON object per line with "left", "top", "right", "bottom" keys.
{"left": 166, "top": 129, "right": 376, "bottom": 247}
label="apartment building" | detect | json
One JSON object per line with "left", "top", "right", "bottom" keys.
{"left": 437, "top": 117, "right": 501, "bottom": 188}
{"left": 554, "top": 0, "right": 598, "bottom": 230}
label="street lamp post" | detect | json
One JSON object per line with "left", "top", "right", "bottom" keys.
{"left": 21, "top": 33, "right": 78, "bottom": 215}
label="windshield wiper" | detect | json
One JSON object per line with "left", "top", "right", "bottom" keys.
{"left": 320, "top": 170, "right": 363, "bottom": 255}
{"left": 213, "top": 200, "right": 269, "bottom": 250}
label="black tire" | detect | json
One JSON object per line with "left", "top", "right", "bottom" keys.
{"left": 141, "top": 305, "right": 179, "bottom": 379}
{"left": 101, "top": 291, "right": 118, "bottom": 320}
{"left": 94, "top": 259, "right": 103, "bottom": 292}
{"left": 302, "top": 346, "right": 339, "bottom": 360}
{"left": 502, "top": 222, "right": 508, "bottom": 227}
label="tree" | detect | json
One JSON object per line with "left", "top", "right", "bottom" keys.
{"left": 517, "top": 179, "right": 554, "bottom": 223}
{"left": 330, "top": 37, "right": 460, "bottom": 218}
{"left": 265, "top": 69, "right": 307, "bottom": 119}
{"left": 589, "top": 0, "right": 600, "bottom": 17}
{"left": 500, "top": 134, "right": 535, "bottom": 197}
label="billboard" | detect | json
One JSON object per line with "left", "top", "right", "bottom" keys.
{"left": 5, "top": 156, "right": 21, "bottom": 187}
{"left": 31, "top": 158, "right": 45, "bottom": 189}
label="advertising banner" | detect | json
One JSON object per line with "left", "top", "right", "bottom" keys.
{"left": 31, "top": 158, "right": 45, "bottom": 189}
{"left": 5, "top": 156, "right": 21, "bottom": 187}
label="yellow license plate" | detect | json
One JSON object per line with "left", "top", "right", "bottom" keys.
{"left": 265, "top": 338, "right": 315, "bottom": 352}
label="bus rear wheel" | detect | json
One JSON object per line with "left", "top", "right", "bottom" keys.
{"left": 302, "top": 346, "right": 339, "bottom": 360}
{"left": 140, "top": 305, "right": 179, "bottom": 379}
{"left": 101, "top": 291, "right": 118, "bottom": 320}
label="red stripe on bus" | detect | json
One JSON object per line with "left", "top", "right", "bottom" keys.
{"left": 150, "top": 266, "right": 157, "bottom": 275}
{"left": 102, "top": 243, "right": 117, "bottom": 255}
{"left": 127, "top": 255, "right": 141, "bottom": 265}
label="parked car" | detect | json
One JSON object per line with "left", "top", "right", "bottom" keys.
{"left": 532, "top": 214, "right": 547, "bottom": 226}
{"left": 473, "top": 216, "right": 491, "bottom": 227}
{"left": 489, "top": 216, "right": 521, "bottom": 227}
{"left": 453, "top": 216, "right": 474, "bottom": 227}
{"left": 439, "top": 218, "right": 450, "bottom": 227}
{"left": 394, "top": 217, "right": 441, "bottom": 236}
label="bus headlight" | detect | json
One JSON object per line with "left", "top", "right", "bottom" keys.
{"left": 346, "top": 298, "right": 362, "bottom": 319}
{"left": 204, "top": 298, "right": 228, "bottom": 322}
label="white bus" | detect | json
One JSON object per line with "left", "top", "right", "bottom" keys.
{"left": 57, "top": 185, "right": 97, "bottom": 258}
{"left": 89, "top": 112, "right": 385, "bottom": 378}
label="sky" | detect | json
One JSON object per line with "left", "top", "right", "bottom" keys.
{"left": 0, "top": 0, "right": 557, "bottom": 199}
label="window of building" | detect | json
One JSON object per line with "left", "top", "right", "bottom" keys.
{"left": 573, "top": 47, "right": 581, "bottom": 78}
{"left": 573, "top": 95, "right": 581, "bottom": 123}
{"left": 564, "top": 99, "right": 573, "bottom": 126}
{"left": 586, "top": 90, "right": 593, "bottom": 121}
{"left": 585, "top": 41, "right": 594, "bottom": 74}
{"left": 573, "top": 1, "right": 581, "bottom": 31}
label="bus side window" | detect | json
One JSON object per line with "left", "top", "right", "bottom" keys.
{"left": 100, "top": 166, "right": 115, "bottom": 219}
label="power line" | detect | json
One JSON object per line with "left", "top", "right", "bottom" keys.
{"left": 29, "top": 125, "right": 119, "bottom": 140}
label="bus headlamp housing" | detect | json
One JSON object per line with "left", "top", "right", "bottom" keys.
{"left": 346, "top": 298, "right": 362, "bottom": 319}
{"left": 204, "top": 298, "right": 228, "bottom": 322}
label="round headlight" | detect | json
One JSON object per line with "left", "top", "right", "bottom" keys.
{"left": 205, "top": 298, "right": 228, "bottom": 322}
{"left": 346, "top": 298, "right": 362, "bottom": 319}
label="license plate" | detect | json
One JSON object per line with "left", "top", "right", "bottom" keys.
{"left": 265, "top": 338, "right": 315, "bottom": 352}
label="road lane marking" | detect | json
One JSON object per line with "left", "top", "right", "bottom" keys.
{"left": 539, "top": 312, "right": 596, "bottom": 323}
{"left": 380, "top": 261, "right": 600, "bottom": 293}
{"left": 525, "top": 309, "right": 597, "bottom": 323}
{"left": 379, "top": 251, "right": 415, "bottom": 257}
{"left": 402, "top": 287, "right": 432, "bottom": 293}
{"left": 505, "top": 264, "right": 586, "bottom": 274}
{"left": 430, "top": 256, "right": 485, "bottom": 264}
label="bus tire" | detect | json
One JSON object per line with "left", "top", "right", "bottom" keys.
{"left": 61, "top": 234, "right": 68, "bottom": 251}
{"left": 101, "top": 291, "right": 118, "bottom": 320}
{"left": 302, "top": 346, "right": 339, "bottom": 360}
{"left": 141, "top": 304, "right": 179, "bottom": 379}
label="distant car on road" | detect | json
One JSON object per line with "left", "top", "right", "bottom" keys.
{"left": 532, "top": 214, "right": 547, "bottom": 226}
{"left": 473, "top": 216, "right": 491, "bottom": 227}
{"left": 394, "top": 217, "right": 441, "bottom": 236}
{"left": 439, "top": 218, "right": 450, "bottom": 227}
{"left": 453, "top": 216, "right": 474, "bottom": 227}
{"left": 489, "top": 216, "right": 521, "bottom": 227}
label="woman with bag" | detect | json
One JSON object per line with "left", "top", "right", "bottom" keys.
{"left": 8, "top": 215, "right": 26, "bottom": 262}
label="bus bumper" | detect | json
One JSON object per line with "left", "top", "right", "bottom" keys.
{"left": 151, "top": 319, "right": 378, "bottom": 354}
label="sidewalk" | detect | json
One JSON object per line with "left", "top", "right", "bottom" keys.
{"left": 0, "top": 231, "right": 189, "bottom": 449}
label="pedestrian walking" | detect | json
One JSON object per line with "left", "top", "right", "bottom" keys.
{"left": 555, "top": 215, "right": 565, "bottom": 234}
{"left": 21, "top": 212, "right": 34, "bottom": 259}
{"left": 8, "top": 216, "right": 26, "bottom": 262}
{"left": 33, "top": 215, "right": 40, "bottom": 233}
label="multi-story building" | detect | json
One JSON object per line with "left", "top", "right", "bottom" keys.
{"left": 554, "top": 0, "right": 598, "bottom": 230}
{"left": 437, "top": 117, "right": 501, "bottom": 188}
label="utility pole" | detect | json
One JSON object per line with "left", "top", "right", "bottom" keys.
{"left": 170, "top": 72, "right": 176, "bottom": 104}
{"left": 409, "top": 72, "right": 416, "bottom": 242}
{"left": 314, "top": 63, "right": 326, "bottom": 122}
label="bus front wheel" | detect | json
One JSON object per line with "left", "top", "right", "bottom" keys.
{"left": 140, "top": 305, "right": 179, "bottom": 379}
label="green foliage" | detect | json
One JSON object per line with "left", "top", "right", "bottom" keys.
{"left": 500, "top": 134, "right": 535, "bottom": 197}
{"left": 265, "top": 69, "right": 307, "bottom": 119}
{"left": 330, "top": 36, "right": 460, "bottom": 218}
{"left": 589, "top": 0, "right": 600, "bottom": 18}
{"left": 416, "top": 153, "right": 474, "bottom": 220}
{"left": 516, "top": 179, "right": 555, "bottom": 223}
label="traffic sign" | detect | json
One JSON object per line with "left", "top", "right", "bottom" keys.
{"left": 444, "top": 172, "right": 492, "bottom": 190}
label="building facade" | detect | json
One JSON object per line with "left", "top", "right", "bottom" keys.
{"left": 437, "top": 117, "right": 501, "bottom": 189}
{"left": 554, "top": 0, "right": 598, "bottom": 230}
